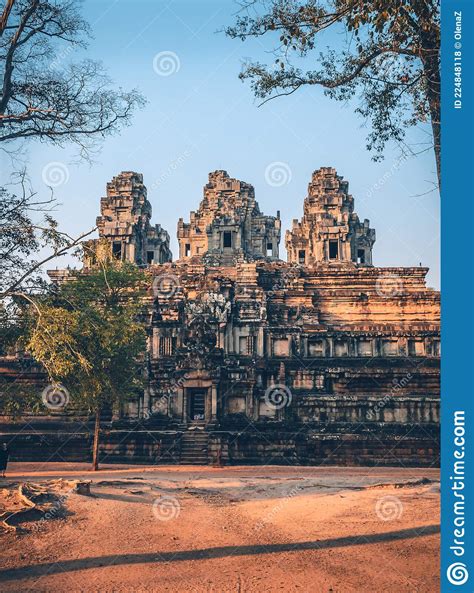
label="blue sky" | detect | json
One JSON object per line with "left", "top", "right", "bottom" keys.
{"left": 9, "top": 0, "right": 440, "bottom": 287}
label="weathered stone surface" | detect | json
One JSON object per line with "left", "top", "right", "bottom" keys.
{"left": 147, "top": 261, "right": 439, "bottom": 428}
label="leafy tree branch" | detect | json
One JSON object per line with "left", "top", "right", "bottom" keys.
{"left": 226, "top": 0, "right": 440, "bottom": 184}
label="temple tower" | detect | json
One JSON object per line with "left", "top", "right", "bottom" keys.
{"left": 285, "top": 167, "right": 375, "bottom": 266}
{"left": 84, "top": 171, "right": 172, "bottom": 268}
{"left": 177, "top": 170, "right": 281, "bottom": 264}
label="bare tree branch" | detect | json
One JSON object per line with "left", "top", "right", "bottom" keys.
{"left": 0, "top": 0, "right": 145, "bottom": 158}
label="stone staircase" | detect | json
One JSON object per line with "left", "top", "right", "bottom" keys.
{"left": 179, "top": 428, "right": 209, "bottom": 465}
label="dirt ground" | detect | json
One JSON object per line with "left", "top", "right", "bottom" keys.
{"left": 0, "top": 463, "right": 440, "bottom": 593}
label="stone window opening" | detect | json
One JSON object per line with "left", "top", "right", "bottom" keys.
{"left": 116, "top": 207, "right": 128, "bottom": 221}
{"left": 408, "top": 339, "right": 425, "bottom": 357}
{"left": 112, "top": 241, "right": 122, "bottom": 260}
{"left": 272, "top": 338, "right": 289, "bottom": 357}
{"left": 357, "top": 249, "right": 365, "bottom": 264}
{"left": 188, "top": 389, "right": 206, "bottom": 421}
{"left": 308, "top": 339, "right": 324, "bottom": 357}
{"left": 159, "top": 336, "right": 175, "bottom": 357}
{"left": 266, "top": 242, "right": 273, "bottom": 257}
{"left": 329, "top": 240, "right": 339, "bottom": 259}
{"left": 185, "top": 243, "right": 191, "bottom": 257}
{"left": 147, "top": 250, "right": 154, "bottom": 264}
{"left": 334, "top": 339, "right": 348, "bottom": 357}
{"left": 298, "top": 249, "right": 306, "bottom": 264}
{"left": 239, "top": 335, "right": 255, "bottom": 356}
{"left": 382, "top": 339, "right": 399, "bottom": 356}
{"left": 358, "top": 339, "right": 372, "bottom": 357}
{"left": 223, "top": 231, "right": 232, "bottom": 248}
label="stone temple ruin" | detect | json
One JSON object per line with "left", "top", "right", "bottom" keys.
{"left": 1, "top": 168, "right": 440, "bottom": 466}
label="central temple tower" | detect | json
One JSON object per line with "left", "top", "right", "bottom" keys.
{"left": 177, "top": 170, "right": 281, "bottom": 264}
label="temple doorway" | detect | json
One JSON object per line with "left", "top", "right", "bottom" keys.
{"left": 188, "top": 389, "right": 206, "bottom": 422}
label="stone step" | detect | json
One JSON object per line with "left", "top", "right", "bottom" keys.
{"left": 180, "top": 448, "right": 207, "bottom": 453}
{"left": 180, "top": 430, "right": 209, "bottom": 464}
{"left": 181, "top": 449, "right": 207, "bottom": 454}
{"left": 182, "top": 433, "right": 207, "bottom": 438}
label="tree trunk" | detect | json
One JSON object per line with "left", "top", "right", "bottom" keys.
{"left": 431, "top": 111, "right": 440, "bottom": 189}
{"left": 426, "top": 68, "right": 441, "bottom": 188}
{"left": 91, "top": 409, "right": 101, "bottom": 471}
{"left": 0, "top": 0, "right": 15, "bottom": 36}
{"left": 419, "top": 26, "right": 441, "bottom": 189}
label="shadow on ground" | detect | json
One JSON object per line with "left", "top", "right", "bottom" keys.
{"left": 0, "top": 524, "right": 440, "bottom": 582}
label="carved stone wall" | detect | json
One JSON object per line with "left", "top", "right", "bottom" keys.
{"left": 147, "top": 261, "right": 439, "bottom": 429}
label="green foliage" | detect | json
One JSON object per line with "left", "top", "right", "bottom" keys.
{"left": 27, "top": 261, "right": 148, "bottom": 413}
{"left": 0, "top": 379, "right": 45, "bottom": 416}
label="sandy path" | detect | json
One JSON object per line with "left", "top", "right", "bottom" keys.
{"left": 0, "top": 464, "right": 440, "bottom": 593}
